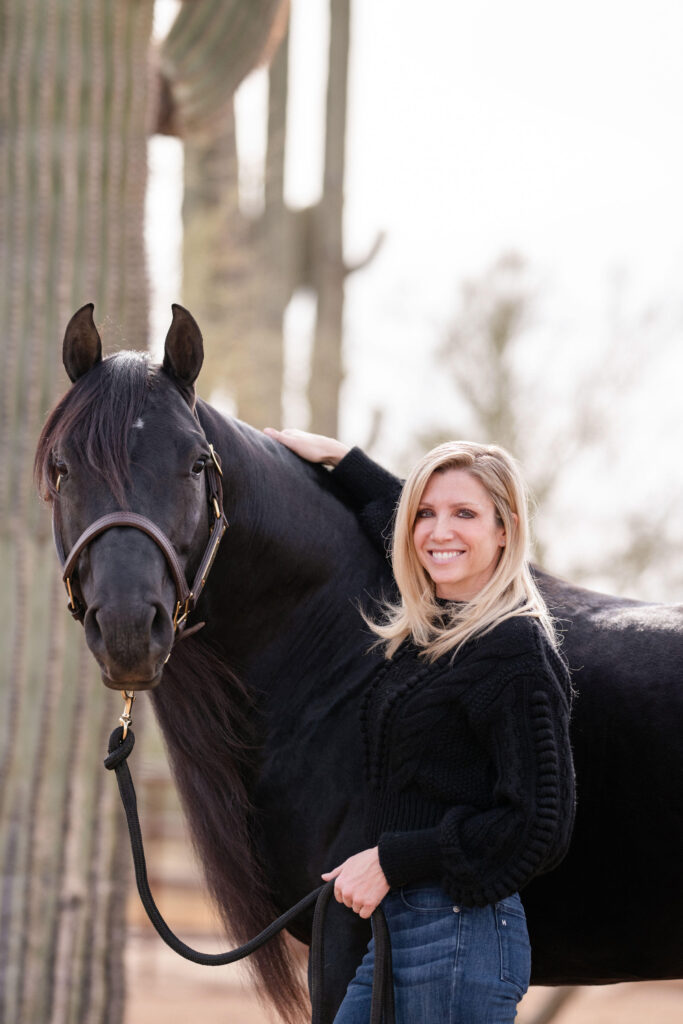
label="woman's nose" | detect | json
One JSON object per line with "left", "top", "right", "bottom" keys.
{"left": 430, "top": 515, "right": 455, "bottom": 541}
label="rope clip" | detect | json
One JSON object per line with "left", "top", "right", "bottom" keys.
{"left": 119, "top": 690, "right": 135, "bottom": 740}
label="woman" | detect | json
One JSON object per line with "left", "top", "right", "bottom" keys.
{"left": 265, "top": 429, "right": 576, "bottom": 1024}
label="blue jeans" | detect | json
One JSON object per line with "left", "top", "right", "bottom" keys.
{"left": 333, "top": 884, "right": 531, "bottom": 1024}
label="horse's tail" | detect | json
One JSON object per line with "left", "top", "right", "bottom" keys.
{"left": 150, "top": 638, "right": 308, "bottom": 1024}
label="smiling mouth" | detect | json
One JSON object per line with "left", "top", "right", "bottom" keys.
{"left": 429, "top": 550, "right": 465, "bottom": 563}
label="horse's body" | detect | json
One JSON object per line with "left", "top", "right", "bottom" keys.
{"left": 36, "top": 307, "right": 683, "bottom": 1023}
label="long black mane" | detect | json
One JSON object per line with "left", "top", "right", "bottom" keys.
{"left": 34, "top": 353, "right": 191, "bottom": 506}
{"left": 152, "top": 635, "right": 309, "bottom": 1022}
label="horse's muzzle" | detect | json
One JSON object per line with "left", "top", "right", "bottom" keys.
{"left": 84, "top": 600, "right": 173, "bottom": 689}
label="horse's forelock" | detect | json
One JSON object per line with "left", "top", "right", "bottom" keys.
{"left": 35, "top": 354, "right": 181, "bottom": 507}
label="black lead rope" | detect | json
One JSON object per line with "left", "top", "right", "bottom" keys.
{"left": 105, "top": 726, "right": 394, "bottom": 1024}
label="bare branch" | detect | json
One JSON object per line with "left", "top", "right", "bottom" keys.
{"left": 344, "top": 231, "right": 386, "bottom": 276}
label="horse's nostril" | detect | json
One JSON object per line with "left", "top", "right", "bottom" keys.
{"left": 84, "top": 605, "right": 104, "bottom": 651}
{"left": 150, "top": 602, "right": 173, "bottom": 651}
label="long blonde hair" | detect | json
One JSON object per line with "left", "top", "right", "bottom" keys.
{"left": 370, "top": 441, "right": 558, "bottom": 661}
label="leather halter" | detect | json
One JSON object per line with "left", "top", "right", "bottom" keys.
{"left": 52, "top": 444, "right": 228, "bottom": 642}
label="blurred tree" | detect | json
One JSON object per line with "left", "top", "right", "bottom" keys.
{"left": 156, "top": 0, "right": 290, "bottom": 426}
{"left": 407, "top": 252, "right": 602, "bottom": 565}
{"left": 176, "top": 0, "right": 379, "bottom": 432}
{"left": 0, "top": 2, "right": 155, "bottom": 1022}
{"left": 406, "top": 252, "right": 679, "bottom": 598}
{"left": 0, "top": 2, "right": 296, "bottom": 1021}
{"left": 306, "top": 0, "right": 351, "bottom": 435}
{"left": 179, "top": 26, "right": 290, "bottom": 426}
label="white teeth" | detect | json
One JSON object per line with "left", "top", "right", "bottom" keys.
{"left": 430, "top": 550, "right": 464, "bottom": 562}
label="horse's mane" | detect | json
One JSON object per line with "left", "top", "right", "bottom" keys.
{"left": 34, "top": 353, "right": 192, "bottom": 507}
{"left": 151, "top": 636, "right": 308, "bottom": 1023}
{"left": 36, "top": 361, "right": 309, "bottom": 1018}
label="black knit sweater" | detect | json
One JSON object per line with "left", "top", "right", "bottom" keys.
{"left": 332, "top": 448, "right": 576, "bottom": 908}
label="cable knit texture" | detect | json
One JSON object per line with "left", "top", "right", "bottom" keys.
{"left": 332, "top": 446, "right": 400, "bottom": 558}
{"left": 332, "top": 447, "right": 576, "bottom": 908}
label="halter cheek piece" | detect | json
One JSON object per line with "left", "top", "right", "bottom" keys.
{"left": 52, "top": 443, "right": 228, "bottom": 643}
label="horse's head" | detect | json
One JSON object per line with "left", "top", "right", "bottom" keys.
{"left": 35, "top": 304, "right": 226, "bottom": 690}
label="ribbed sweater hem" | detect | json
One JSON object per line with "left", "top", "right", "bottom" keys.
{"left": 378, "top": 828, "right": 442, "bottom": 887}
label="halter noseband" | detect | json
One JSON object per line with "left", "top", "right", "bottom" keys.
{"left": 52, "top": 443, "right": 228, "bottom": 643}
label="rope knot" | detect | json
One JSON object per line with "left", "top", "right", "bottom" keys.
{"left": 104, "top": 726, "right": 135, "bottom": 770}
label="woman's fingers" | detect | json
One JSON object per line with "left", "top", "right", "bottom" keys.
{"left": 322, "top": 865, "right": 354, "bottom": 906}
{"left": 263, "top": 427, "right": 349, "bottom": 466}
{"left": 321, "top": 848, "right": 390, "bottom": 916}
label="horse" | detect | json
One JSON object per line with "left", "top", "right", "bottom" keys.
{"left": 35, "top": 304, "right": 683, "bottom": 1023}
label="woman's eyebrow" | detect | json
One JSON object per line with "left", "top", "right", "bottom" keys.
{"left": 418, "top": 500, "right": 483, "bottom": 508}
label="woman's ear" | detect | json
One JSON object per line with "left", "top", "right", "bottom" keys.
{"left": 500, "top": 512, "right": 518, "bottom": 547}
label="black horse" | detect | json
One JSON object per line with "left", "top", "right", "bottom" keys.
{"left": 35, "top": 305, "right": 683, "bottom": 1023}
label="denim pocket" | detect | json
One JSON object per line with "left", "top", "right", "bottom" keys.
{"left": 494, "top": 894, "right": 531, "bottom": 993}
{"left": 495, "top": 892, "right": 526, "bottom": 917}
{"left": 400, "top": 884, "right": 456, "bottom": 913}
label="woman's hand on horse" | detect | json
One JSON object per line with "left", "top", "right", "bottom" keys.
{"left": 264, "top": 428, "right": 350, "bottom": 467}
{"left": 321, "top": 847, "right": 390, "bottom": 918}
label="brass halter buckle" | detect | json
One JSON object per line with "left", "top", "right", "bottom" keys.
{"left": 208, "top": 443, "right": 223, "bottom": 477}
{"left": 173, "top": 594, "right": 192, "bottom": 632}
{"left": 65, "top": 576, "right": 77, "bottom": 613}
{"left": 119, "top": 690, "right": 135, "bottom": 739}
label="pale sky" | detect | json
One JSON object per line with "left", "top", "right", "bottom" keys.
{"left": 147, "top": 0, "right": 683, "bottom": 598}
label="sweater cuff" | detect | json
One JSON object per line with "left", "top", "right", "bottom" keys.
{"left": 377, "top": 828, "right": 443, "bottom": 889}
{"left": 331, "top": 447, "right": 403, "bottom": 511}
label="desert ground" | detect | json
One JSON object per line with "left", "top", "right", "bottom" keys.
{"left": 124, "top": 899, "right": 683, "bottom": 1024}
{"left": 125, "top": 936, "right": 683, "bottom": 1024}
{"left": 123, "top": 753, "right": 682, "bottom": 1024}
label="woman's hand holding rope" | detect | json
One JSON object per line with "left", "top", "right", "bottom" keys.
{"left": 322, "top": 847, "right": 390, "bottom": 919}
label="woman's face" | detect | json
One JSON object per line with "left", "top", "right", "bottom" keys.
{"left": 412, "top": 468, "right": 507, "bottom": 601}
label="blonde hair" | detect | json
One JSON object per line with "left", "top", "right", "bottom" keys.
{"left": 370, "top": 441, "right": 558, "bottom": 661}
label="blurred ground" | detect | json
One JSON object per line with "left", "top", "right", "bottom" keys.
{"left": 125, "top": 934, "right": 683, "bottom": 1024}
{"left": 124, "top": 751, "right": 682, "bottom": 1024}
{"left": 124, "top": 896, "right": 683, "bottom": 1024}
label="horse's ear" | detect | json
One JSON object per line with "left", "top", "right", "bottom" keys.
{"left": 62, "top": 303, "right": 102, "bottom": 382}
{"left": 163, "top": 304, "right": 204, "bottom": 386}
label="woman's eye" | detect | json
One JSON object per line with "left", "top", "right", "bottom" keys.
{"left": 415, "top": 509, "right": 433, "bottom": 519}
{"left": 456, "top": 509, "right": 475, "bottom": 518}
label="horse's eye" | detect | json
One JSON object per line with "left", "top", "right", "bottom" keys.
{"left": 191, "top": 456, "right": 208, "bottom": 476}
{"left": 53, "top": 455, "right": 68, "bottom": 478}
{"left": 53, "top": 455, "right": 68, "bottom": 492}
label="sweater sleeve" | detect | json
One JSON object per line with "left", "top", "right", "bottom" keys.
{"left": 377, "top": 664, "right": 576, "bottom": 906}
{"left": 330, "top": 447, "right": 403, "bottom": 557}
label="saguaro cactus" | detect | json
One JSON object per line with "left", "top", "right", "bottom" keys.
{"left": 178, "top": 0, "right": 374, "bottom": 434}
{"left": 158, "top": 0, "right": 289, "bottom": 136}
{"left": 0, "top": 2, "right": 154, "bottom": 1022}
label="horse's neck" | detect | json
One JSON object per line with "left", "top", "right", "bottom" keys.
{"left": 197, "top": 405, "right": 387, "bottom": 672}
